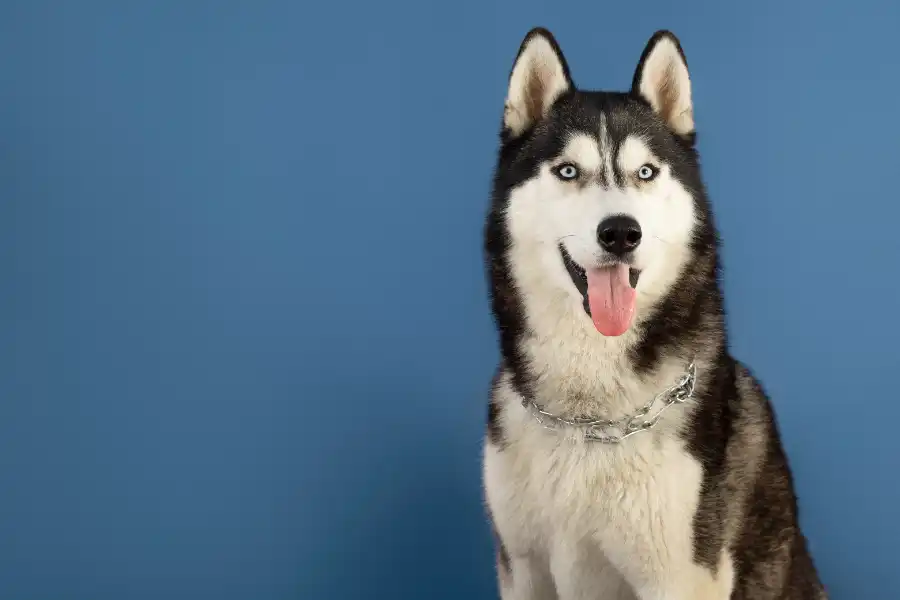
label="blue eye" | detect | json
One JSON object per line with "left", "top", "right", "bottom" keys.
{"left": 637, "top": 164, "right": 658, "bottom": 181}
{"left": 554, "top": 163, "right": 580, "bottom": 181}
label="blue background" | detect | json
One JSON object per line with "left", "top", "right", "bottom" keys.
{"left": 1, "top": 1, "right": 897, "bottom": 598}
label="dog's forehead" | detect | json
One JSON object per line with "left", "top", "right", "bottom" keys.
{"left": 530, "top": 96, "right": 686, "bottom": 180}
{"left": 554, "top": 94, "right": 659, "bottom": 149}
{"left": 557, "top": 119, "right": 654, "bottom": 161}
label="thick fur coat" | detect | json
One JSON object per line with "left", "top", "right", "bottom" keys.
{"left": 482, "top": 28, "right": 826, "bottom": 600}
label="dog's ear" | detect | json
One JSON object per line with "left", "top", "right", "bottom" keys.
{"left": 632, "top": 31, "right": 694, "bottom": 139}
{"left": 503, "top": 28, "right": 573, "bottom": 139}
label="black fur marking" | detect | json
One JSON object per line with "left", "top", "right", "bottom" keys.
{"left": 486, "top": 505, "right": 511, "bottom": 576}
{"left": 685, "top": 348, "right": 735, "bottom": 571}
{"left": 485, "top": 196, "right": 535, "bottom": 403}
{"left": 487, "top": 368, "right": 505, "bottom": 448}
{"left": 558, "top": 244, "right": 590, "bottom": 316}
{"left": 628, "top": 268, "right": 640, "bottom": 288}
{"left": 494, "top": 521, "right": 511, "bottom": 576}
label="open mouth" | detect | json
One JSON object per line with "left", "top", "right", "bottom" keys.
{"left": 559, "top": 244, "right": 640, "bottom": 337}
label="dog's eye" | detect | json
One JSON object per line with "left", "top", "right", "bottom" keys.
{"left": 554, "top": 163, "right": 580, "bottom": 181}
{"left": 637, "top": 164, "right": 658, "bottom": 181}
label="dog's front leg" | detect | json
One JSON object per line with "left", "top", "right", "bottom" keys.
{"left": 595, "top": 522, "right": 734, "bottom": 600}
{"left": 596, "top": 511, "right": 735, "bottom": 600}
{"left": 548, "top": 540, "right": 636, "bottom": 600}
{"left": 594, "top": 444, "right": 735, "bottom": 600}
{"left": 625, "top": 562, "right": 734, "bottom": 600}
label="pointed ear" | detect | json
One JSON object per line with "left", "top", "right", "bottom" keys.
{"left": 631, "top": 31, "right": 694, "bottom": 138}
{"left": 503, "top": 28, "right": 573, "bottom": 139}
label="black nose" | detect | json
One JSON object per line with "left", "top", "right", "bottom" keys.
{"left": 597, "top": 215, "right": 642, "bottom": 256}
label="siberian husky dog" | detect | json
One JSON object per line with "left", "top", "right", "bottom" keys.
{"left": 482, "top": 29, "right": 827, "bottom": 599}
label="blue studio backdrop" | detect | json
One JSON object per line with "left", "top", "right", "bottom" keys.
{"left": 2, "top": 2, "right": 898, "bottom": 599}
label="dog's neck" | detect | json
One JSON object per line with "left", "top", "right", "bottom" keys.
{"left": 511, "top": 288, "right": 692, "bottom": 420}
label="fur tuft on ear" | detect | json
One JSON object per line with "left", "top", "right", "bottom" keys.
{"left": 632, "top": 31, "right": 694, "bottom": 138}
{"left": 503, "top": 28, "right": 573, "bottom": 139}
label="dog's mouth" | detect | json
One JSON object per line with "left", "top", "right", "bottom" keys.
{"left": 559, "top": 244, "right": 640, "bottom": 337}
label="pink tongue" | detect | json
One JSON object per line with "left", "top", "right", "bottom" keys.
{"left": 586, "top": 264, "right": 636, "bottom": 336}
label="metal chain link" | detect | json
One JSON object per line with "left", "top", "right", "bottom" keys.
{"left": 522, "top": 363, "right": 697, "bottom": 443}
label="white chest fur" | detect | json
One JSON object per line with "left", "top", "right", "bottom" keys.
{"left": 485, "top": 378, "right": 733, "bottom": 600}
{"left": 486, "top": 375, "right": 703, "bottom": 551}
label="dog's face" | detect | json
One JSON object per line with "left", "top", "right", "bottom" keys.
{"left": 495, "top": 29, "right": 706, "bottom": 337}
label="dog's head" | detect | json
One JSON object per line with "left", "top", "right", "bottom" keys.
{"left": 490, "top": 29, "right": 713, "bottom": 338}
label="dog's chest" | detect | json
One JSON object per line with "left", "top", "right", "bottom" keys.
{"left": 487, "top": 385, "right": 704, "bottom": 557}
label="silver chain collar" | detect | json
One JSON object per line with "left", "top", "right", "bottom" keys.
{"left": 522, "top": 363, "right": 697, "bottom": 444}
